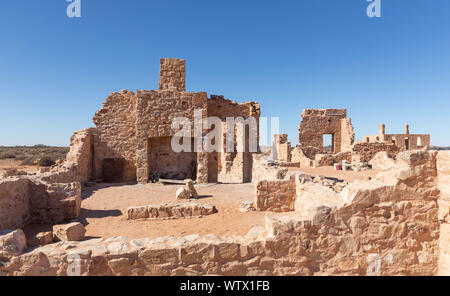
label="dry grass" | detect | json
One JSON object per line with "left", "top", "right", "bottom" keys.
{"left": 0, "top": 145, "right": 68, "bottom": 166}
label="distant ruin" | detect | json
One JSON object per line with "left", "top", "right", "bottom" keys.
{"left": 274, "top": 108, "right": 431, "bottom": 168}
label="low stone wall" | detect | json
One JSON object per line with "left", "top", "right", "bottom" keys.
{"left": 351, "top": 142, "right": 400, "bottom": 162}
{"left": 252, "top": 155, "right": 288, "bottom": 184}
{"left": 0, "top": 177, "right": 81, "bottom": 229}
{"left": 315, "top": 152, "right": 352, "bottom": 167}
{"left": 127, "top": 202, "right": 217, "bottom": 220}
{"left": 0, "top": 178, "right": 31, "bottom": 230}
{"left": 255, "top": 179, "right": 296, "bottom": 212}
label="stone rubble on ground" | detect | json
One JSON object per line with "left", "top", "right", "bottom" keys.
{"left": 52, "top": 222, "right": 86, "bottom": 242}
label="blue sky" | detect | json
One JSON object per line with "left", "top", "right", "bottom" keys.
{"left": 1, "top": 0, "right": 449, "bottom": 146}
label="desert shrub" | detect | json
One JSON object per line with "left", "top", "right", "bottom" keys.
{"left": 4, "top": 169, "right": 27, "bottom": 177}
{"left": 0, "top": 153, "right": 16, "bottom": 159}
{"left": 20, "top": 156, "right": 37, "bottom": 166}
{"left": 39, "top": 156, "right": 56, "bottom": 167}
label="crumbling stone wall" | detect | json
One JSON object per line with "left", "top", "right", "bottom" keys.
{"left": 272, "top": 134, "right": 291, "bottom": 162}
{"left": 0, "top": 178, "right": 81, "bottom": 230}
{"left": 135, "top": 90, "right": 208, "bottom": 183}
{"left": 351, "top": 142, "right": 400, "bottom": 162}
{"left": 437, "top": 151, "right": 450, "bottom": 275}
{"left": 298, "top": 109, "right": 354, "bottom": 153}
{"left": 93, "top": 90, "right": 137, "bottom": 182}
{"left": 0, "top": 178, "right": 31, "bottom": 230}
{"left": 63, "top": 59, "right": 260, "bottom": 184}
{"left": 126, "top": 202, "right": 217, "bottom": 220}
{"left": 363, "top": 124, "right": 430, "bottom": 151}
{"left": 315, "top": 152, "right": 352, "bottom": 167}
{"left": 255, "top": 178, "right": 296, "bottom": 212}
{"left": 251, "top": 154, "right": 288, "bottom": 184}
{"left": 208, "top": 95, "right": 261, "bottom": 183}
{"left": 158, "top": 58, "right": 186, "bottom": 92}
{"left": 66, "top": 128, "right": 94, "bottom": 182}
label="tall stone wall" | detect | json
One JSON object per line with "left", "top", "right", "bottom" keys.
{"left": 92, "top": 90, "right": 137, "bottom": 182}
{"left": 66, "top": 128, "right": 94, "bottom": 182}
{"left": 135, "top": 90, "right": 208, "bottom": 183}
{"left": 340, "top": 118, "right": 355, "bottom": 152}
{"left": 298, "top": 109, "right": 353, "bottom": 153}
{"left": 207, "top": 97, "right": 260, "bottom": 183}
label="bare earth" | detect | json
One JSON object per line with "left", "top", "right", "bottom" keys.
{"left": 24, "top": 167, "right": 380, "bottom": 241}
{"left": 0, "top": 159, "right": 35, "bottom": 174}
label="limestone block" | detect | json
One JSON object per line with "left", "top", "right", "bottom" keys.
{"left": 184, "top": 179, "right": 199, "bottom": 199}
{"left": 53, "top": 222, "right": 86, "bottom": 242}
{"left": 27, "top": 231, "right": 53, "bottom": 247}
{"left": 176, "top": 186, "right": 191, "bottom": 200}
{"left": 127, "top": 203, "right": 217, "bottom": 220}
{"left": 0, "top": 229, "right": 27, "bottom": 255}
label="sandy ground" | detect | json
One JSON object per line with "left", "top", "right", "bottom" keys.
{"left": 24, "top": 167, "right": 380, "bottom": 241}
{"left": 25, "top": 183, "right": 266, "bottom": 240}
{"left": 0, "top": 159, "right": 36, "bottom": 174}
{"left": 289, "top": 166, "right": 379, "bottom": 182}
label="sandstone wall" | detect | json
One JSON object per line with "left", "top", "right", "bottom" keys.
{"left": 298, "top": 109, "right": 352, "bottom": 153}
{"left": 255, "top": 179, "right": 296, "bottom": 212}
{"left": 135, "top": 90, "right": 208, "bottom": 183}
{"left": 351, "top": 142, "right": 400, "bottom": 163}
{"left": 93, "top": 90, "right": 137, "bottom": 182}
{"left": 315, "top": 152, "right": 352, "bottom": 167}
{"left": 66, "top": 129, "right": 94, "bottom": 182}
{"left": 437, "top": 151, "right": 450, "bottom": 275}
{"left": 0, "top": 178, "right": 31, "bottom": 230}
{"left": 251, "top": 155, "right": 288, "bottom": 184}
{"left": 159, "top": 58, "right": 185, "bottom": 92}
{"left": 340, "top": 118, "right": 355, "bottom": 152}
{"left": 208, "top": 96, "right": 261, "bottom": 183}
{"left": 0, "top": 178, "right": 81, "bottom": 230}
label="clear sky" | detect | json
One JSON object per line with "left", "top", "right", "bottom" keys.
{"left": 1, "top": 0, "right": 449, "bottom": 146}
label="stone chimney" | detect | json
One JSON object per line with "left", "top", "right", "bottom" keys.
{"left": 405, "top": 124, "right": 410, "bottom": 135}
{"left": 158, "top": 58, "right": 186, "bottom": 92}
{"left": 379, "top": 124, "right": 385, "bottom": 135}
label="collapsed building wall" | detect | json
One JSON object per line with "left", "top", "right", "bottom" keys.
{"left": 0, "top": 178, "right": 81, "bottom": 230}
{"left": 363, "top": 124, "right": 430, "bottom": 151}
{"left": 72, "top": 58, "right": 261, "bottom": 184}
{"left": 298, "top": 109, "right": 354, "bottom": 154}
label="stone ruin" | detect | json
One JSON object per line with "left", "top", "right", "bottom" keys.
{"left": 0, "top": 58, "right": 448, "bottom": 276}
{"left": 86, "top": 58, "right": 260, "bottom": 184}
{"left": 274, "top": 108, "right": 431, "bottom": 168}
